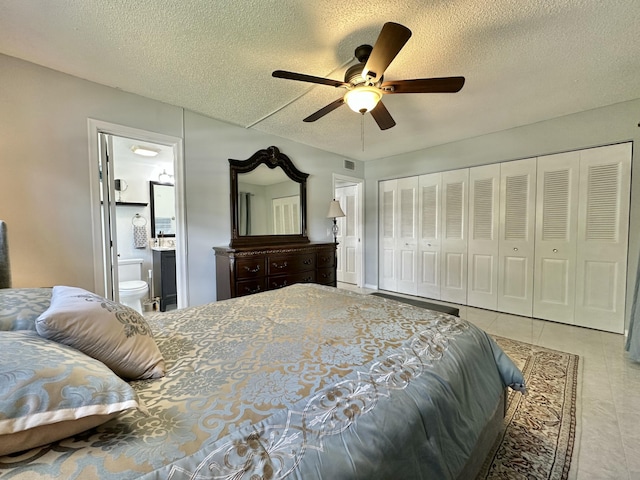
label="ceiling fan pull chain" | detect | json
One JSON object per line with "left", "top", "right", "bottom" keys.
{"left": 361, "top": 114, "right": 365, "bottom": 151}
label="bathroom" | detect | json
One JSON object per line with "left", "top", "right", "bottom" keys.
{"left": 111, "top": 135, "right": 177, "bottom": 312}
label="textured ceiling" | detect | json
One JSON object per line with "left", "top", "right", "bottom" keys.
{"left": 1, "top": 0, "right": 639, "bottom": 161}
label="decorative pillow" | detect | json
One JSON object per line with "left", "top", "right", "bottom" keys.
{"left": 36, "top": 286, "right": 166, "bottom": 380}
{"left": 0, "top": 288, "right": 52, "bottom": 331}
{"left": 0, "top": 331, "right": 143, "bottom": 456}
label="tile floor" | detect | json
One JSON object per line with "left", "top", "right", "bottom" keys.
{"left": 337, "top": 283, "right": 640, "bottom": 480}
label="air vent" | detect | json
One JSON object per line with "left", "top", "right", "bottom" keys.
{"left": 344, "top": 160, "right": 355, "bottom": 170}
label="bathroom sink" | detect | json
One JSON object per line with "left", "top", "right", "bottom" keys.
{"left": 152, "top": 246, "right": 175, "bottom": 251}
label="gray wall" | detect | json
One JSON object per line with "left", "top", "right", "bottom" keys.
{"left": 0, "top": 53, "right": 364, "bottom": 306}
{"left": 364, "top": 99, "right": 640, "bottom": 325}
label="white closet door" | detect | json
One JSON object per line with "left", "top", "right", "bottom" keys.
{"left": 396, "top": 177, "right": 419, "bottom": 295}
{"left": 417, "top": 173, "right": 442, "bottom": 299}
{"left": 467, "top": 164, "right": 500, "bottom": 310}
{"left": 574, "top": 143, "right": 631, "bottom": 333}
{"left": 498, "top": 158, "right": 536, "bottom": 316}
{"left": 440, "top": 169, "right": 468, "bottom": 304}
{"left": 378, "top": 180, "right": 397, "bottom": 291}
{"left": 533, "top": 151, "right": 579, "bottom": 323}
{"left": 335, "top": 185, "right": 359, "bottom": 284}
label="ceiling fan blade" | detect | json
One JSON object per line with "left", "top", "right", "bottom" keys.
{"left": 370, "top": 101, "right": 396, "bottom": 130}
{"left": 362, "top": 22, "right": 412, "bottom": 82}
{"left": 272, "top": 70, "right": 348, "bottom": 88}
{"left": 303, "top": 98, "right": 345, "bottom": 122}
{"left": 381, "top": 76, "right": 465, "bottom": 94}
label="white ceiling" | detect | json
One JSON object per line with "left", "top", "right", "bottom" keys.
{"left": 1, "top": 0, "right": 639, "bottom": 161}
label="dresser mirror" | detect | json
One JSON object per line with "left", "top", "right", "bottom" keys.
{"left": 229, "top": 146, "right": 309, "bottom": 247}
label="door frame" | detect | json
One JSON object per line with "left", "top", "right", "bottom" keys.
{"left": 332, "top": 174, "right": 364, "bottom": 288}
{"left": 87, "top": 119, "right": 188, "bottom": 307}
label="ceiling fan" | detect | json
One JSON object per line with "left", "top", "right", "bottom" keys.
{"left": 272, "top": 22, "right": 465, "bottom": 130}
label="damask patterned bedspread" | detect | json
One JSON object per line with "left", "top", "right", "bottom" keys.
{"left": 1, "top": 284, "right": 523, "bottom": 479}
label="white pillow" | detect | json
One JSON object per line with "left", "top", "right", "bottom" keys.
{"left": 36, "top": 286, "right": 166, "bottom": 380}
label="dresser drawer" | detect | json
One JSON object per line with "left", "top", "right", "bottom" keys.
{"left": 267, "top": 253, "right": 315, "bottom": 275}
{"left": 235, "top": 257, "right": 266, "bottom": 279}
{"left": 235, "top": 278, "right": 266, "bottom": 297}
{"left": 316, "top": 250, "right": 336, "bottom": 268}
{"left": 316, "top": 267, "right": 336, "bottom": 285}
{"left": 268, "top": 271, "right": 316, "bottom": 290}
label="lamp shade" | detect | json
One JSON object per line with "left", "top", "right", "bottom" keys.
{"left": 344, "top": 86, "right": 383, "bottom": 113}
{"left": 326, "top": 200, "right": 346, "bottom": 218}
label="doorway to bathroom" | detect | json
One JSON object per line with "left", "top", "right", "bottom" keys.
{"left": 88, "top": 120, "right": 186, "bottom": 310}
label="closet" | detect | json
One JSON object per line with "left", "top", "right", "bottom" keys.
{"left": 379, "top": 142, "right": 632, "bottom": 333}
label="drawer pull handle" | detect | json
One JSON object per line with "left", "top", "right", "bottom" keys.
{"left": 272, "top": 261, "right": 288, "bottom": 269}
{"left": 244, "top": 286, "right": 261, "bottom": 294}
{"left": 274, "top": 281, "right": 288, "bottom": 288}
{"left": 304, "top": 277, "right": 313, "bottom": 282}
{"left": 243, "top": 265, "right": 261, "bottom": 273}
{"left": 303, "top": 259, "right": 312, "bottom": 265}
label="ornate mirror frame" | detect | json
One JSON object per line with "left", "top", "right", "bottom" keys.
{"left": 229, "top": 146, "right": 309, "bottom": 248}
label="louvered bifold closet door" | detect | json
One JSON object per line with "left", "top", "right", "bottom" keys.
{"left": 417, "top": 173, "right": 442, "bottom": 299}
{"left": 378, "top": 180, "right": 397, "bottom": 291}
{"left": 533, "top": 151, "right": 580, "bottom": 323}
{"left": 467, "top": 164, "right": 501, "bottom": 310}
{"left": 498, "top": 158, "right": 537, "bottom": 316}
{"left": 574, "top": 143, "right": 631, "bottom": 333}
{"left": 440, "top": 169, "right": 469, "bottom": 304}
{"left": 395, "top": 177, "right": 419, "bottom": 295}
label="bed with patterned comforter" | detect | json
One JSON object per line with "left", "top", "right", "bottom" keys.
{"left": 0, "top": 283, "right": 524, "bottom": 479}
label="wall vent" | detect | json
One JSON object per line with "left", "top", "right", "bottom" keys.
{"left": 344, "top": 160, "right": 355, "bottom": 170}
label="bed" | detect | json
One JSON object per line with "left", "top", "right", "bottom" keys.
{"left": 0, "top": 283, "right": 524, "bottom": 479}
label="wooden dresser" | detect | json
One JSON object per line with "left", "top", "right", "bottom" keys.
{"left": 213, "top": 242, "right": 336, "bottom": 300}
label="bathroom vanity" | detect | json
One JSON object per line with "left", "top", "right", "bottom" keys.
{"left": 152, "top": 248, "right": 177, "bottom": 311}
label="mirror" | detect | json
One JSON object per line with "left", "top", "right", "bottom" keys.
{"left": 230, "top": 146, "right": 308, "bottom": 247}
{"left": 149, "top": 181, "right": 176, "bottom": 237}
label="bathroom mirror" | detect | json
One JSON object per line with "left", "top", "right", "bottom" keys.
{"left": 149, "top": 181, "right": 176, "bottom": 237}
{"left": 229, "top": 146, "right": 308, "bottom": 247}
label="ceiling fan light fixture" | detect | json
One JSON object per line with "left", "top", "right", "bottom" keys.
{"left": 344, "top": 86, "right": 382, "bottom": 114}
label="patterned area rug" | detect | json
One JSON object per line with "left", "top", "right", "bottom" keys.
{"left": 477, "top": 335, "right": 579, "bottom": 480}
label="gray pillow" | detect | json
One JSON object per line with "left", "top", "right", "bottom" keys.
{"left": 0, "top": 288, "right": 52, "bottom": 331}
{"left": 0, "top": 331, "right": 144, "bottom": 456}
{"left": 36, "top": 286, "right": 166, "bottom": 380}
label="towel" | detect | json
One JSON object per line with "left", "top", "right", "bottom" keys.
{"left": 0, "top": 221, "right": 11, "bottom": 288}
{"left": 133, "top": 225, "right": 148, "bottom": 249}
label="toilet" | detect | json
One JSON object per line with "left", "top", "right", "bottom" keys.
{"left": 118, "top": 258, "right": 148, "bottom": 314}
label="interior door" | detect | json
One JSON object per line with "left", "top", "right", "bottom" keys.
{"left": 440, "top": 169, "right": 469, "bottom": 304}
{"left": 379, "top": 180, "right": 397, "bottom": 291}
{"left": 395, "top": 177, "right": 419, "bottom": 295}
{"left": 467, "top": 164, "right": 500, "bottom": 310}
{"left": 98, "top": 132, "right": 120, "bottom": 301}
{"left": 574, "top": 142, "right": 631, "bottom": 333}
{"left": 417, "top": 173, "right": 441, "bottom": 299}
{"left": 335, "top": 185, "right": 359, "bottom": 284}
{"left": 498, "top": 158, "right": 536, "bottom": 316}
{"left": 533, "top": 151, "right": 579, "bottom": 323}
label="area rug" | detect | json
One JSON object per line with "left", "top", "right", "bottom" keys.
{"left": 477, "top": 335, "right": 579, "bottom": 480}
{"left": 370, "top": 291, "right": 460, "bottom": 316}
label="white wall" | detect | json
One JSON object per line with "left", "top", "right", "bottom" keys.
{"left": 0, "top": 53, "right": 364, "bottom": 306}
{"left": 364, "top": 98, "right": 640, "bottom": 326}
